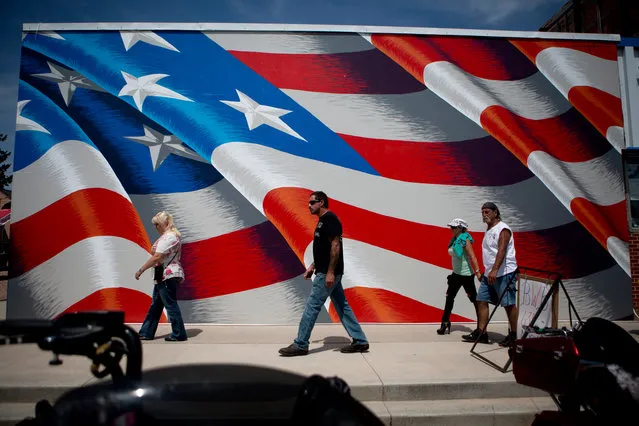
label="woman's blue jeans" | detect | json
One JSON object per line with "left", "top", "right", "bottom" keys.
{"left": 139, "top": 277, "right": 188, "bottom": 340}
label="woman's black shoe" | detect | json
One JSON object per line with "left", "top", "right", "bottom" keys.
{"left": 437, "top": 321, "right": 451, "bottom": 335}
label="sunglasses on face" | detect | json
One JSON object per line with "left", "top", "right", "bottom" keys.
{"left": 309, "top": 200, "right": 321, "bottom": 205}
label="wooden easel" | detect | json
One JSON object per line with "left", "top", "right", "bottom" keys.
{"left": 469, "top": 266, "right": 581, "bottom": 373}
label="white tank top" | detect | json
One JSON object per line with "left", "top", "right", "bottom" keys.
{"left": 482, "top": 221, "right": 517, "bottom": 277}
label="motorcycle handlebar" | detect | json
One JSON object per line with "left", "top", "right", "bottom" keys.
{"left": 0, "top": 311, "right": 142, "bottom": 380}
{"left": 0, "top": 319, "right": 55, "bottom": 344}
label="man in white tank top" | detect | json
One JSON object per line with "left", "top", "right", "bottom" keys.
{"left": 462, "top": 202, "right": 519, "bottom": 347}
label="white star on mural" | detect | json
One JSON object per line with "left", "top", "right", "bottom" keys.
{"left": 220, "top": 90, "right": 306, "bottom": 142}
{"left": 120, "top": 31, "right": 180, "bottom": 52}
{"left": 118, "top": 72, "right": 193, "bottom": 111}
{"left": 125, "top": 125, "right": 207, "bottom": 171}
{"left": 22, "top": 31, "right": 65, "bottom": 42}
{"left": 16, "top": 100, "right": 50, "bottom": 134}
{"left": 32, "top": 62, "right": 106, "bottom": 106}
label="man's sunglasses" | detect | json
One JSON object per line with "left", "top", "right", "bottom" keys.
{"left": 309, "top": 200, "right": 321, "bottom": 205}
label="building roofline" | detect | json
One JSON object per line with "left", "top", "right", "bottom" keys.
{"left": 22, "top": 22, "right": 621, "bottom": 41}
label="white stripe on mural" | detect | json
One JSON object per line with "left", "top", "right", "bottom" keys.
{"left": 302, "top": 239, "right": 475, "bottom": 319}
{"left": 8, "top": 236, "right": 152, "bottom": 319}
{"left": 283, "top": 88, "right": 489, "bottom": 142}
{"left": 535, "top": 47, "right": 621, "bottom": 98}
{"left": 527, "top": 148, "right": 624, "bottom": 208}
{"left": 130, "top": 179, "right": 267, "bottom": 244}
{"left": 422, "top": 64, "right": 572, "bottom": 123}
{"left": 204, "top": 32, "right": 375, "bottom": 54}
{"left": 12, "top": 140, "right": 130, "bottom": 222}
{"left": 212, "top": 142, "right": 577, "bottom": 231}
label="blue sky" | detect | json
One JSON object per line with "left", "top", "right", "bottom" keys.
{"left": 0, "top": 0, "right": 568, "bottom": 177}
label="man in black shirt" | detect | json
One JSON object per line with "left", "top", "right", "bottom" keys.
{"left": 279, "top": 191, "right": 369, "bottom": 356}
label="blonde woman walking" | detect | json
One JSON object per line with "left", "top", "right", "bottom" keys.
{"left": 135, "top": 211, "right": 188, "bottom": 341}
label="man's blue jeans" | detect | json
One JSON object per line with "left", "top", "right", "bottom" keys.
{"left": 294, "top": 272, "right": 368, "bottom": 349}
{"left": 139, "top": 278, "right": 188, "bottom": 340}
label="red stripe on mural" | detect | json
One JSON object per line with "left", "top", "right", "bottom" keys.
{"left": 229, "top": 49, "right": 424, "bottom": 94}
{"left": 568, "top": 86, "right": 623, "bottom": 139}
{"left": 61, "top": 287, "right": 166, "bottom": 324}
{"left": 369, "top": 35, "right": 429, "bottom": 84}
{"left": 480, "top": 105, "right": 612, "bottom": 164}
{"left": 340, "top": 133, "right": 533, "bottom": 186}
{"left": 328, "top": 287, "right": 472, "bottom": 323}
{"left": 510, "top": 39, "right": 618, "bottom": 62}
{"left": 570, "top": 198, "right": 629, "bottom": 246}
{"left": 263, "top": 187, "right": 617, "bottom": 280}
{"left": 10, "top": 188, "right": 150, "bottom": 277}
{"left": 371, "top": 35, "right": 538, "bottom": 81}
{"left": 177, "top": 221, "right": 305, "bottom": 300}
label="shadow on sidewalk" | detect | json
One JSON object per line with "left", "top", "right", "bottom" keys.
{"left": 158, "top": 328, "right": 203, "bottom": 339}
{"left": 308, "top": 336, "right": 351, "bottom": 354}
{"left": 451, "top": 324, "right": 474, "bottom": 333}
{"left": 186, "top": 328, "right": 204, "bottom": 338}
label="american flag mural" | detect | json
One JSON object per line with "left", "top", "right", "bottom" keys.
{"left": 8, "top": 28, "right": 632, "bottom": 324}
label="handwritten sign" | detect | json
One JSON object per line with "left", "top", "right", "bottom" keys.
{"left": 517, "top": 276, "right": 554, "bottom": 338}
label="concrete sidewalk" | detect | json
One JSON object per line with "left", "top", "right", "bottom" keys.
{"left": 0, "top": 323, "right": 527, "bottom": 395}
{"left": 1, "top": 321, "right": 638, "bottom": 425}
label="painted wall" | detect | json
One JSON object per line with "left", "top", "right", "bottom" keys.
{"left": 7, "top": 29, "right": 631, "bottom": 324}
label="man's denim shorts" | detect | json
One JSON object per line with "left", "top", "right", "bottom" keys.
{"left": 477, "top": 269, "right": 518, "bottom": 307}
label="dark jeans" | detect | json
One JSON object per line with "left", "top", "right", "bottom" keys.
{"left": 139, "top": 277, "right": 188, "bottom": 340}
{"left": 442, "top": 273, "right": 477, "bottom": 323}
